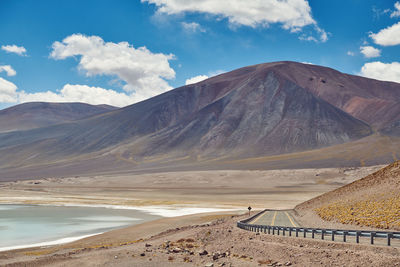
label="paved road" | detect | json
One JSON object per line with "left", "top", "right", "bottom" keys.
{"left": 249, "top": 210, "right": 298, "bottom": 227}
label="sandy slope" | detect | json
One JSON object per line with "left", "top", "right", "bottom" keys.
{"left": 296, "top": 161, "right": 400, "bottom": 230}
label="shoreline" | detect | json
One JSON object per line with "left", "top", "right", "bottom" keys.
{"left": 0, "top": 202, "right": 241, "bottom": 253}
{"left": 0, "top": 232, "right": 104, "bottom": 252}
{"left": 0, "top": 202, "right": 240, "bottom": 217}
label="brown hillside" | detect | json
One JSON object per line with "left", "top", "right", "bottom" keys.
{"left": 296, "top": 161, "right": 400, "bottom": 229}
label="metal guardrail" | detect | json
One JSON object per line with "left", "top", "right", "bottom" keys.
{"left": 237, "top": 210, "right": 400, "bottom": 246}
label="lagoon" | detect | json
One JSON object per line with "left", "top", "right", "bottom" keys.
{"left": 0, "top": 204, "right": 162, "bottom": 251}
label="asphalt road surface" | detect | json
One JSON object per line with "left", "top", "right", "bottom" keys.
{"left": 249, "top": 210, "right": 299, "bottom": 227}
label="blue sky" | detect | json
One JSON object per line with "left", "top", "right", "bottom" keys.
{"left": 1, "top": 0, "right": 400, "bottom": 108}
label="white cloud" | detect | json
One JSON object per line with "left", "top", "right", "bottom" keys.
{"left": 185, "top": 70, "right": 226, "bottom": 85}
{"left": 1, "top": 45, "right": 27, "bottom": 56}
{"left": 360, "top": 46, "right": 381, "bottom": 58}
{"left": 372, "top": 6, "right": 390, "bottom": 20}
{"left": 370, "top": 21, "right": 400, "bottom": 46}
{"left": 50, "top": 34, "right": 176, "bottom": 102}
{"left": 0, "top": 77, "right": 18, "bottom": 102}
{"left": 0, "top": 65, "right": 16, "bottom": 76}
{"left": 360, "top": 61, "right": 400, "bottom": 83}
{"left": 182, "top": 22, "right": 205, "bottom": 32}
{"left": 347, "top": 51, "right": 355, "bottom": 56}
{"left": 185, "top": 75, "right": 209, "bottom": 85}
{"left": 315, "top": 25, "right": 328, "bottom": 42}
{"left": 143, "top": 0, "right": 327, "bottom": 41}
{"left": 18, "top": 84, "right": 135, "bottom": 107}
{"left": 391, "top": 2, "right": 400, "bottom": 18}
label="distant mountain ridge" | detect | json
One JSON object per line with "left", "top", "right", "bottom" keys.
{"left": 0, "top": 102, "right": 117, "bottom": 133}
{"left": 0, "top": 61, "right": 399, "bottom": 180}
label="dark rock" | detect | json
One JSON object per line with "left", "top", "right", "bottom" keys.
{"left": 199, "top": 250, "right": 208, "bottom": 256}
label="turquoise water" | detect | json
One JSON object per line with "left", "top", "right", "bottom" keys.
{"left": 0, "top": 204, "right": 162, "bottom": 250}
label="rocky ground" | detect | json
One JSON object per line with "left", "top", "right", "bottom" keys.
{"left": 2, "top": 213, "right": 400, "bottom": 267}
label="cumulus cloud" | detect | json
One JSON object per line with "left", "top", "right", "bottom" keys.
{"left": 50, "top": 34, "right": 176, "bottom": 101}
{"left": 360, "top": 61, "right": 400, "bottom": 83}
{"left": 391, "top": 2, "right": 400, "bottom": 18}
{"left": 18, "top": 84, "right": 135, "bottom": 107}
{"left": 0, "top": 78, "right": 18, "bottom": 102}
{"left": 360, "top": 46, "right": 381, "bottom": 58}
{"left": 0, "top": 65, "right": 16, "bottom": 76}
{"left": 143, "top": 0, "right": 327, "bottom": 41}
{"left": 370, "top": 21, "right": 400, "bottom": 46}
{"left": 185, "top": 75, "right": 209, "bottom": 85}
{"left": 185, "top": 70, "right": 226, "bottom": 85}
{"left": 182, "top": 22, "right": 206, "bottom": 33}
{"left": 1, "top": 45, "right": 27, "bottom": 56}
{"left": 347, "top": 51, "right": 355, "bottom": 56}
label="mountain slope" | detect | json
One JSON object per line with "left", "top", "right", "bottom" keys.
{"left": 296, "top": 161, "right": 400, "bottom": 230}
{"left": 266, "top": 62, "right": 400, "bottom": 129}
{"left": 0, "top": 66, "right": 372, "bottom": 163}
{"left": 0, "top": 102, "right": 117, "bottom": 133}
{"left": 0, "top": 61, "right": 399, "bottom": 178}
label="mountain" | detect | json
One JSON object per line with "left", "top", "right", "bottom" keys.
{"left": 266, "top": 62, "right": 400, "bottom": 129}
{"left": 0, "top": 102, "right": 117, "bottom": 133}
{"left": 296, "top": 160, "right": 400, "bottom": 230}
{"left": 0, "top": 61, "right": 400, "bottom": 180}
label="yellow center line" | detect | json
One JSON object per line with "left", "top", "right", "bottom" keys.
{"left": 271, "top": 211, "right": 277, "bottom": 226}
{"left": 285, "top": 211, "right": 297, "bottom": 227}
{"left": 251, "top": 211, "right": 265, "bottom": 224}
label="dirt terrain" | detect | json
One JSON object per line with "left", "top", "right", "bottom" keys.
{"left": 0, "top": 167, "right": 382, "bottom": 209}
{"left": 1, "top": 165, "right": 395, "bottom": 266}
{"left": 2, "top": 212, "right": 400, "bottom": 267}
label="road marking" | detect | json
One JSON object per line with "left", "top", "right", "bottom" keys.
{"left": 251, "top": 211, "right": 265, "bottom": 224}
{"left": 285, "top": 211, "right": 297, "bottom": 227}
{"left": 271, "top": 211, "right": 277, "bottom": 226}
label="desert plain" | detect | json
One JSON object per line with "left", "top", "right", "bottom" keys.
{"left": 3, "top": 165, "right": 398, "bottom": 266}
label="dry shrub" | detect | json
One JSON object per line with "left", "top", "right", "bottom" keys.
{"left": 258, "top": 259, "right": 273, "bottom": 265}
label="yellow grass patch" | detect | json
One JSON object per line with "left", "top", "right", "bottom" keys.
{"left": 315, "top": 193, "right": 400, "bottom": 229}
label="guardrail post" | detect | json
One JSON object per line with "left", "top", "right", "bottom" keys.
{"left": 295, "top": 228, "right": 298, "bottom": 237}
{"left": 371, "top": 232, "right": 375, "bottom": 245}
{"left": 289, "top": 228, "right": 292, "bottom": 236}
{"left": 303, "top": 229, "right": 306, "bottom": 238}
{"left": 312, "top": 229, "right": 315, "bottom": 239}
{"left": 264, "top": 226, "right": 266, "bottom": 234}
{"left": 332, "top": 230, "right": 335, "bottom": 241}
{"left": 387, "top": 233, "right": 392, "bottom": 246}
{"left": 321, "top": 230, "right": 324, "bottom": 240}
{"left": 283, "top": 227, "right": 286, "bottom": 236}
{"left": 272, "top": 227, "right": 275, "bottom": 235}
{"left": 277, "top": 227, "right": 280, "bottom": 235}
{"left": 268, "top": 226, "right": 271, "bottom": 234}
{"left": 343, "top": 231, "right": 347, "bottom": 242}
{"left": 356, "top": 231, "right": 360, "bottom": 243}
